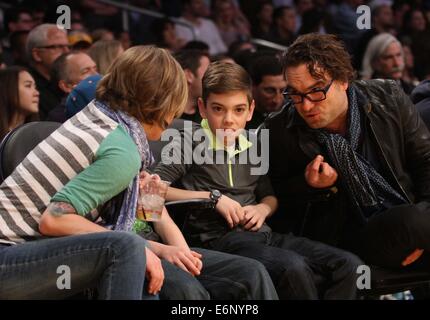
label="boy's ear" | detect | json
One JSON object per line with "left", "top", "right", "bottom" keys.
{"left": 246, "top": 99, "right": 256, "bottom": 122}
{"left": 197, "top": 97, "right": 207, "bottom": 119}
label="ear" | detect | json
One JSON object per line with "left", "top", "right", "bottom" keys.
{"left": 184, "top": 69, "right": 195, "bottom": 86}
{"left": 31, "top": 48, "right": 42, "bottom": 63}
{"left": 339, "top": 81, "right": 349, "bottom": 92}
{"left": 58, "top": 80, "right": 73, "bottom": 93}
{"left": 197, "top": 97, "right": 207, "bottom": 119}
{"left": 247, "top": 100, "right": 256, "bottom": 122}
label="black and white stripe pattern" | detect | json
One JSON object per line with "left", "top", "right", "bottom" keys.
{"left": 0, "top": 102, "right": 118, "bottom": 244}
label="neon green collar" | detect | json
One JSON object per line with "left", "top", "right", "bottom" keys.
{"left": 201, "top": 119, "right": 252, "bottom": 156}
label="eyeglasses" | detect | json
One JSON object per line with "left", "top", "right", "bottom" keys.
{"left": 283, "top": 80, "right": 334, "bottom": 104}
{"left": 37, "top": 44, "right": 71, "bottom": 50}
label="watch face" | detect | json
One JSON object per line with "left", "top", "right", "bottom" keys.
{"left": 211, "top": 189, "right": 221, "bottom": 200}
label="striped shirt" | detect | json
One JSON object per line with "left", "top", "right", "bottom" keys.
{"left": 0, "top": 101, "right": 141, "bottom": 245}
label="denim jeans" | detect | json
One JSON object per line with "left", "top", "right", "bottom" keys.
{"left": 0, "top": 231, "right": 156, "bottom": 300}
{"left": 211, "top": 231, "right": 363, "bottom": 300}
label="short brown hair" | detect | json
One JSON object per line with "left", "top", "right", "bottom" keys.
{"left": 96, "top": 45, "right": 187, "bottom": 128}
{"left": 283, "top": 33, "right": 355, "bottom": 83}
{"left": 202, "top": 61, "right": 252, "bottom": 104}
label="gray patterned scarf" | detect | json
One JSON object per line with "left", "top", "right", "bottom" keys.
{"left": 315, "top": 87, "right": 406, "bottom": 217}
{"left": 94, "top": 100, "right": 154, "bottom": 231}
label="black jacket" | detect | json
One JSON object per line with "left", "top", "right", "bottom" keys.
{"left": 411, "top": 80, "right": 430, "bottom": 131}
{"left": 264, "top": 79, "right": 430, "bottom": 246}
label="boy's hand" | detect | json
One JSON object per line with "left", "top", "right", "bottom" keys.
{"left": 158, "top": 244, "right": 202, "bottom": 276}
{"left": 305, "top": 155, "right": 338, "bottom": 188}
{"left": 139, "top": 171, "right": 160, "bottom": 189}
{"left": 241, "top": 204, "right": 271, "bottom": 231}
{"left": 215, "top": 195, "right": 244, "bottom": 228}
{"left": 145, "top": 247, "right": 164, "bottom": 295}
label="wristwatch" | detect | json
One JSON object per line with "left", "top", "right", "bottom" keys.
{"left": 209, "top": 189, "right": 222, "bottom": 205}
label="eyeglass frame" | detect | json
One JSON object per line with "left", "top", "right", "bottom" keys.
{"left": 283, "top": 79, "right": 334, "bottom": 104}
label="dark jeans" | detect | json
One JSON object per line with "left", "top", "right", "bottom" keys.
{"left": 350, "top": 201, "right": 430, "bottom": 269}
{"left": 160, "top": 247, "right": 278, "bottom": 300}
{"left": 0, "top": 232, "right": 155, "bottom": 300}
{"left": 210, "top": 231, "right": 363, "bottom": 300}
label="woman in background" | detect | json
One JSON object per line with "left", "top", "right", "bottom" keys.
{"left": 88, "top": 39, "right": 124, "bottom": 75}
{"left": 0, "top": 66, "right": 39, "bottom": 140}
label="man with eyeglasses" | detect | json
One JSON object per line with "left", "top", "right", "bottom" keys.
{"left": 265, "top": 33, "right": 430, "bottom": 275}
{"left": 26, "top": 23, "right": 70, "bottom": 120}
{"left": 247, "top": 53, "right": 288, "bottom": 129}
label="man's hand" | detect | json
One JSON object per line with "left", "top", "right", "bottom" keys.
{"left": 241, "top": 204, "right": 271, "bottom": 231}
{"left": 305, "top": 155, "right": 338, "bottom": 188}
{"left": 145, "top": 247, "right": 164, "bottom": 295}
{"left": 158, "top": 244, "right": 203, "bottom": 276}
{"left": 215, "top": 195, "right": 245, "bottom": 228}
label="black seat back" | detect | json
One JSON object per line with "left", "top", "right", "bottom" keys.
{"left": 0, "top": 121, "right": 61, "bottom": 183}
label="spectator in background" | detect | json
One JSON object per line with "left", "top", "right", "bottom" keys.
{"left": 68, "top": 30, "right": 93, "bottom": 52}
{"left": 175, "top": 0, "right": 227, "bottom": 55}
{"left": 401, "top": 41, "right": 419, "bottom": 88}
{"left": 1, "top": 7, "right": 33, "bottom": 65}
{"left": 48, "top": 51, "right": 98, "bottom": 122}
{"left": 91, "top": 28, "right": 115, "bottom": 42}
{"left": 354, "top": 2, "right": 395, "bottom": 70}
{"left": 361, "top": 33, "right": 415, "bottom": 94}
{"left": 298, "top": 8, "right": 327, "bottom": 35}
{"left": 8, "top": 30, "right": 29, "bottom": 66}
{"left": 150, "top": 18, "right": 186, "bottom": 52}
{"left": 213, "top": 0, "right": 250, "bottom": 47}
{"left": 402, "top": 7, "right": 430, "bottom": 80}
{"left": 247, "top": 54, "right": 287, "bottom": 129}
{"left": 328, "top": 0, "right": 367, "bottom": 54}
{"left": 393, "top": 0, "right": 411, "bottom": 31}
{"left": 174, "top": 49, "right": 210, "bottom": 123}
{"left": 269, "top": 6, "right": 297, "bottom": 47}
{"left": 65, "top": 74, "right": 102, "bottom": 119}
{"left": 0, "top": 66, "right": 39, "bottom": 140}
{"left": 26, "top": 24, "right": 70, "bottom": 120}
{"left": 88, "top": 40, "right": 124, "bottom": 75}
{"left": 251, "top": 1, "right": 274, "bottom": 39}
{"left": 293, "top": 0, "right": 315, "bottom": 33}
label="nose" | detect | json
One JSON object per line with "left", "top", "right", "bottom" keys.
{"left": 34, "top": 88, "right": 40, "bottom": 97}
{"left": 223, "top": 111, "right": 234, "bottom": 125}
{"left": 300, "top": 97, "right": 315, "bottom": 113}
{"left": 274, "top": 91, "right": 284, "bottom": 107}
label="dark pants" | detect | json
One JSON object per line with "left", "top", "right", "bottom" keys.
{"left": 350, "top": 201, "right": 430, "bottom": 269}
{"left": 160, "top": 247, "right": 279, "bottom": 300}
{"left": 209, "top": 231, "right": 363, "bottom": 300}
